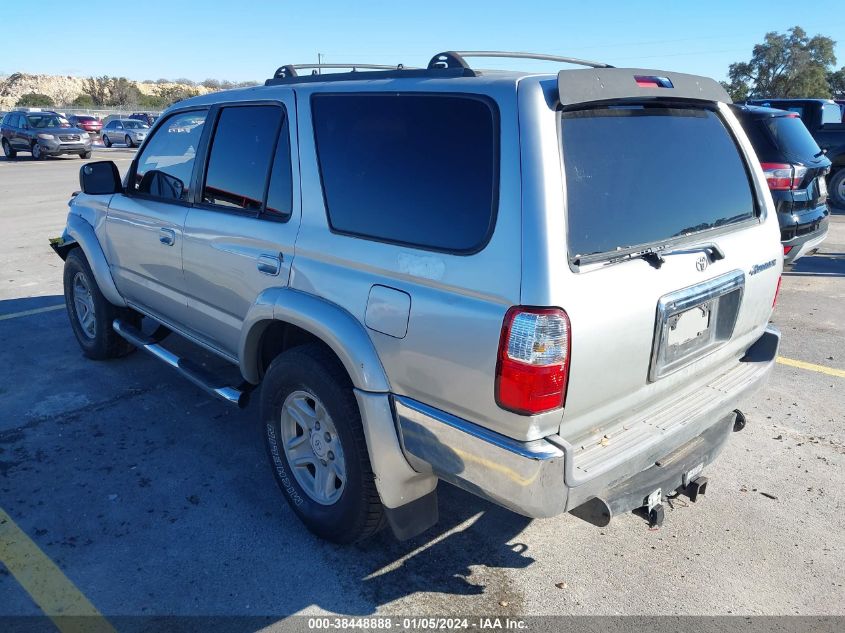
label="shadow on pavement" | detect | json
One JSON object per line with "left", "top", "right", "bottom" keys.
{"left": 0, "top": 296, "right": 536, "bottom": 630}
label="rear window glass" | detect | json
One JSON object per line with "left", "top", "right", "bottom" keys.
{"left": 312, "top": 94, "right": 498, "bottom": 253}
{"left": 821, "top": 103, "right": 841, "bottom": 125}
{"left": 762, "top": 115, "right": 822, "bottom": 162}
{"left": 561, "top": 106, "right": 756, "bottom": 259}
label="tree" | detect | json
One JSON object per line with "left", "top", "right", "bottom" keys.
{"left": 201, "top": 78, "right": 221, "bottom": 90}
{"left": 154, "top": 84, "right": 199, "bottom": 106}
{"left": 829, "top": 67, "right": 845, "bottom": 98}
{"left": 81, "top": 76, "right": 141, "bottom": 107}
{"left": 724, "top": 27, "right": 837, "bottom": 101}
{"left": 137, "top": 93, "right": 168, "bottom": 109}
{"left": 16, "top": 93, "right": 54, "bottom": 107}
{"left": 72, "top": 94, "right": 95, "bottom": 107}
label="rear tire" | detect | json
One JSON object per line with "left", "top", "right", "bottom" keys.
{"left": 260, "top": 344, "right": 384, "bottom": 543}
{"left": 2, "top": 138, "right": 16, "bottom": 159}
{"left": 103, "top": 135, "right": 112, "bottom": 148}
{"left": 829, "top": 169, "right": 845, "bottom": 209}
{"left": 63, "top": 249, "right": 135, "bottom": 360}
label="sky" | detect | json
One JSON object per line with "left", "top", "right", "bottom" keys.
{"left": 1, "top": 1, "right": 843, "bottom": 83}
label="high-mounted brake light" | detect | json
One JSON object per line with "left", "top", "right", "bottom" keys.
{"left": 634, "top": 75, "right": 673, "bottom": 88}
{"left": 495, "top": 307, "right": 571, "bottom": 415}
{"left": 761, "top": 162, "right": 808, "bottom": 191}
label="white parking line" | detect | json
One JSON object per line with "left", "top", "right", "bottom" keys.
{"left": 0, "top": 304, "right": 64, "bottom": 321}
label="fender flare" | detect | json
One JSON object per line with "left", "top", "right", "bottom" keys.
{"left": 239, "top": 287, "right": 390, "bottom": 392}
{"left": 65, "top": 213, "right": 127, "bottom": 308}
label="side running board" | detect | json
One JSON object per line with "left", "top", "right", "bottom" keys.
{"left": 112, "top": 319, "right": 249, "bottom": 408}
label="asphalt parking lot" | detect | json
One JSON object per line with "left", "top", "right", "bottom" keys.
{"left": 0, "top": 152, "right": 843, "bottom": 628}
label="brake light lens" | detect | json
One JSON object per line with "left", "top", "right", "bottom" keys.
{"left": 761, "top": 162, "right": 808, "bottom": 191}
{"left": 773, "top": 276, "right": 782, "bottom": 308}
{"left": 495, "top": 307, "right": 571, "bottom": 415}
{"left": 783, "top": 245, "right": 793, "bottom": 255}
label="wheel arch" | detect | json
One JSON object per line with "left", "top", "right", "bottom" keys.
{"left": 64, "top": 212, "right": 127, "bottom": 307}
{"left": 239, "top": 288, "right": 390, "bottom": 393}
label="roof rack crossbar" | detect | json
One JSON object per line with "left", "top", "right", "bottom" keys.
{"left": 272, "top": 63, "right": 417, "bottom": 79}
{"left": 427, "top": 50, "right": 613, "bottom": 70}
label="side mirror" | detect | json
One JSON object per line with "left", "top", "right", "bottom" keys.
{"left": 80, "top": 161, "right": 122, "bottom": 195}
{"left": 138, "top": 170, "right": 184, "bottom": 200}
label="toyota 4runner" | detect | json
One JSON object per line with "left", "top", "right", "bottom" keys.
{"left": 52, "top": 51, "right": 783, "bottom": 543}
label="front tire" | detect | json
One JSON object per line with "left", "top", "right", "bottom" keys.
{"left": 79, "top": 150, "right": 92, "bottom": 159}
{"left": 125, "top": 135, "right": 135, "bottom": 148}
{"left": 103, "top": 134, "right": 112, "bottom": 148}
{"left": 63, "top": 249, "right": 135, "bottom": 360}
{"left": 260, "top": 344, "right": 384, "bottom": 543}
{"left": 829, "top": 169, "right": 845, "bottom": 209}
{"left": 31, "top": 142, "right": 44, "bottom": 160}
{"left": 2, "top": 138, "right": 16, "bottom": 159}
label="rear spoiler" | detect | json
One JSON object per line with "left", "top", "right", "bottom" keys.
{"left": 557, "top": 68, "right": 731, "bottom": 107}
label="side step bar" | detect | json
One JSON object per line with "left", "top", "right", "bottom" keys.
{"left": 113, "top": 319, "right": 249, "bottom": 408}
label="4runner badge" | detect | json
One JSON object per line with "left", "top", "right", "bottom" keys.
{"left": 749, "top": 259, "right": 777, "bottom": 276}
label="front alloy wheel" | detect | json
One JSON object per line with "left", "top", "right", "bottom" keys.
{"left": 32, "top": 142, "right": 43, "bottom": 160}
{"left": 72, "top": 271, "right": 96, "bottom": 339}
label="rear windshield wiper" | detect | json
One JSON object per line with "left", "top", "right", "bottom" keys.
{"left": 577, "top": 241, "right": 726, "bottom": 270}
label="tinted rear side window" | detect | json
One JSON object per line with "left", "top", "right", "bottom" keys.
{"left": 762, "top": 115, "right": 822, "bottom": 163}
{"left": 203, "top": 105, "right": 282, "bottom": 211}
{"left": 312, "top": 94, "right": 498, "bottom": 253}
{"left": 561, "top": 106, "right": 756, "bottom": 258}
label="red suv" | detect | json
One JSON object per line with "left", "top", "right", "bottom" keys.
{"left": 69, "top": 115, "right": 102, "bottom": 134}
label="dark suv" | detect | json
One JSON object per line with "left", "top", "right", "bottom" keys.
{"left": 732, "top": 104, "right": 830, "bottom": 265}
{"left": 128, "top": 112, "right": 158, "bottom": 126}
{"left": 1, "top": 110, "right": 93, "bottom": 160}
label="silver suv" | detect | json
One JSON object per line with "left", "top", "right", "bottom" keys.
{"left": 52, "top": 52, "right": 783, "bottom": 543}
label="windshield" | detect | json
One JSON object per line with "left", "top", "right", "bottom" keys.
{"left": 123, "top": 120, "right": 148, "bottom": 129}
{"left": 26, "top": 114, "right": 67, "bottom": 128}
{"left": 561, "top": 105, "right": 756, "bottom": 259}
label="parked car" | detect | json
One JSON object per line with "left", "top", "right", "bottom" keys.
{"left": 746, "top": 98, "right": 845, "bottom": 207}
{"left": 68, "top": 114, "right": 103, "bottom": 135}
{"left": 51, "top": 53, "right": 782, "bottom": 544}
{"left": 732, "top": 105, "right": 831, "bottom": 265}
{"left": 1, "top": 110, "right": 92, "bottom": 159}
{"left": 101, "top": 119, "right": 149, "bottom": 147}
{"left": 836, "top": 100, "right": 845, "bottom": 122}
{"left": 128, "top": 112, "right": 158, "bottom": 126}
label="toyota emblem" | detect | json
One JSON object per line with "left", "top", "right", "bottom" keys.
{"left": 695, "top": 255, "right": 708, "bottom": 272}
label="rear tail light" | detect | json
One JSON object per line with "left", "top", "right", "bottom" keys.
{"left": 761, "top": 162, "right": 808, "bottom": 191}
{"left": 783, "top": 245, "right": 793, "bottom": 255}
{"left": 773, "top": 276, "right": 782, "bottom": 308}
{"left": 495, "top": 307, "right": 571, "bottom": 415}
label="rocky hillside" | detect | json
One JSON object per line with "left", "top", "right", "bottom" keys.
{"left": 0, "top": 73, "right": 213, "bottom": 109}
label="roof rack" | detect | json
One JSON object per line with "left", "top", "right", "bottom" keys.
{"left": 427, "top": 50, "right": 613, "bottom": 70}
{"left": 264, "top": 51, "right": 613, "bottom": 86}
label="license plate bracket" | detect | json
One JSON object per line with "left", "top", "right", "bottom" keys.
{"left": 649, "top": 270, "right": 745, "bottom": 381}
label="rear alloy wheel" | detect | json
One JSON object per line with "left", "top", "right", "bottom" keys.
{"left": 125, "top": 135, "right": 134, "bottom": 148}
{"left": 103, "top": 134, "right": 112, "bottom": 148}
{"left": 31, "top": 142, "right": 44, "bottom": 160}
{"left": 829, "top": 169, "right": 845, "bottom": 209}
{"left": 260, "top": 344, "right": 384, "bottom": 543}
{"left": 2, "top": 138, "right": 16, "bottom": 159}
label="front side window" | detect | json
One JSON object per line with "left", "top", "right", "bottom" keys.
{"left": 312, "top": 93, "right": 498, "bottom": 253}
{"left": 202, "top": 105, "right": 283, "bottom": 212}
{"left": 561, "top": 105, "right": 756, "bottom": 260}
{"left": 132, "top": 110, "right": 207, "bottom": 201}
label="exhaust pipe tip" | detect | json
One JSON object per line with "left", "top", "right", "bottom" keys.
{"left": 733, "top": 409, "right": 747, "bottom": 432}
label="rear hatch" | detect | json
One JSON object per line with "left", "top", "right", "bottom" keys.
{"left": 739, "top": 110, "right": 831, "bottom": 217}
{"left": 555, "top": 98, "right": 781, "bottom": 445}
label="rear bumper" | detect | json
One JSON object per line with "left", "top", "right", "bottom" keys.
{"left": 783, "top": 223, "right": 829, "bottom": 265}
{"left": 394, "top": 326, "right": 780, "bottom": 520}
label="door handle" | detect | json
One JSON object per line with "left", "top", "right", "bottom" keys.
{"left": 159, "top": 228, "right": 176, "bottom": 246}
{"left": 257, "top": 253, "right": 282, "bottom": 276}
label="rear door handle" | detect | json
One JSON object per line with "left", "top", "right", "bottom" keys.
{"left": 257, "top": 253, "right": 282, "bottom": 276}
{"left": 159, "top": 228, "right": 176, "bottom": 246}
